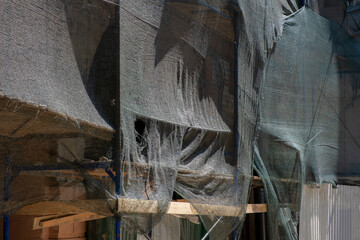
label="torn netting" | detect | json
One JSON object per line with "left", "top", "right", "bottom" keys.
{"left": 257, "top": 5, "right": 360, "bottom": 239}
{"left": 119, "top": 0, "right": 245, "bottom": 237}
{"left": 0, "top": 4, "right": 122, "bottom": 240}
{"left": 4, "top": 0, "right": 350, "bottom": 239}
{"left": 0, "top": 0, "right": 117, "bottom": 214}
{"left": 119, "top": 0, "right": 301, "bottom": 238}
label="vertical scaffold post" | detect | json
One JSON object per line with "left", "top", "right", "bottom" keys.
{"left": 115, "top": 0, "right": 121, "bottom": 239}
{"left": 148, "top": 217, "right": 152, "bottom": 238}
{"left": 232, "top": 7, "right": 240, "bottom": 240}
{"left": 3, "top": 155, "right": 10, "bottom": 240}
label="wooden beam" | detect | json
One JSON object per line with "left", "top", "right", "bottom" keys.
{"left": 33, "top": 212, "right": 106, "bottom": 229}
{"left": 245, "top": 203, "right": 267, "bottom": 214}
{"left": 117, "top": 199, "right": 267, "bottom": 216}
{"left": 168, "top": 201, "right": 243, "bottom": 217}
{"left": 167, "top": 201, "right": 197, "bottom": 215}
{"left": 168, "top": 202, "right": 267, "bottom": 215}
{"left": 117, "top": 198, "right": 158, "bottom": 214}
{"left": 18, "top": 164, "right": 263, "bottom": 188}
{"left": 15, "top": 200, "right": 115, "bottom": 216}
{"left": 33, "top": 215, "right": 58, "bottom": 229}
{"left": 31, "top": 202, "right": 266, "bottom": 229}
{"left": 16, "top": 199, "right": 267, "bottom": 218}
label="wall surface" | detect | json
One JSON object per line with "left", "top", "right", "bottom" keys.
{"left": 300, "top": 184, "right": 360, "bottom": 240}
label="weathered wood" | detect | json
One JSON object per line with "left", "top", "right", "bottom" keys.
{"left": 167, "top": 201, "right": 197, "bottom": 215}
{"left": 167, "top": 202, "right": 266, "bottom": 216}
{"left": 117, "top": 198, "right": 159, "bottom": 214}
{"left": 33, "top": 212, "right": 106, "bottom": 229}
{"left": 252, "top": 176, "right": 264, "bottom": 188}
{"left": 19, "top": 169, "right": 111, "bottom": 180}
{"left": 31, "top": 202, "right": 266, "bottom": 229}
{"left": 33, "top": 215, "right": 59, "bottom": 229}
{"left": 16, "top": 199, "right": 267, "bottom": 218}
{"left": 169, "top": 201, "right": 242, "bottom": 217}
{"left": 246, "top": 203, "right": 267, "bottom": 214}
{"left": 117, "top": 199, "right": 266, "bottom": 216}
{"left": 15, "top": 200, "right": 115, "bottom": 216}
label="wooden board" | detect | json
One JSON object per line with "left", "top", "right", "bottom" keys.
{"left": 15, "top": 200, "right": 115, "bottom": 216}
{"left": 16, "top": 199, "right": 266, "bottom": 218}
{"left": 18, "top": 160, "right": 259, "bottom": 184}
{"left": 33, "top": 212, "right": 107, "bottom": 230}
{"left": 31, "top": 202, "right": 267, "bottom": 229}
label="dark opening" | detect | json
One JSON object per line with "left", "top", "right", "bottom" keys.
{"left": 135, "top": 119, "right": 146, "bottom": 144}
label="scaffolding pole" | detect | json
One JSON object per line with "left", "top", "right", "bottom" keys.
{"left": 232, "top": 6, "right": 240, "bottom": 240}
{"left": 115, "top": 0, "right": 121, "bottom": 238}
{"left": 3, "top": 155, "right": 10, "bottom": 240}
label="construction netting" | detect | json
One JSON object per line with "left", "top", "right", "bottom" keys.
{"left": 0, "top": 0, "right": 118, "bottom": 233}
{"left": 0, "top": 0, "right": 360, "bottom": 239}
{"left": 256, "top": 1, "right": 360, "bottom": 239}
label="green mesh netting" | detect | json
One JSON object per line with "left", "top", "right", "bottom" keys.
{"left": 1, "top": 0, "right": 359, "bottom": 239}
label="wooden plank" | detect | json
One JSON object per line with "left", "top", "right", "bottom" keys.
{"left": 33, "top": 214, "right": 59, "bottom": 230}
{"left": 168, "top": 202, "right": 267, "bottom": 216}
{"left": 117, "top": 199, "right": 267, "bottom": 216}
{"left": 19, "top": 169, "right": 113, "bottom": 180}
{"left": 252, "top": 176, "right": 264, "bottom": 188}
{"left": 15, "top": 200, "right": 115, "bottom": 216}
{"left": 167, "top": 201, "right": 197, "bottom": 215}
{"left": 246, "top": 203, "right": 267, "bottom": 214}
{"left": 33, "top": 212, "right": 106, "bottom": 229}
{"left": 16, "top": 199, "right": 266, "bottom": 217}
{"left": 30, "top": 203, "right": 266, "bottom": 229}
{"left": 117, "top": 198, "right": 159, "bottom": 214}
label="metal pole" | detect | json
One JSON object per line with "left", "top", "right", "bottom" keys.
{"left": 201, "top": 217, "right": 223, "bottom": 240}
{"left": 116, "top": 217, "right": 121, "bottom": 240}
{"left": 254, "top": 188, "right": 266, "bottom": 240}
{"left": 115, "top": 0, "right": 121, "bottom": 239}
{"left": 148, "top": 216, "right": 152, "bottom": 239}
{"left": 3, "top": 155, "right": 10, "bottom": 240}
{"left": 232, "top": 7, "right": 240, "bottom": 240}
